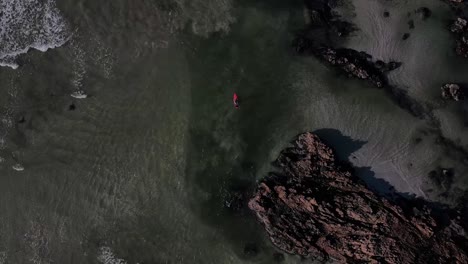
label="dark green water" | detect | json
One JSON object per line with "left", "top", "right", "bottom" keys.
{"left": 0, "top": 0, "right": 468, "bottom": 263}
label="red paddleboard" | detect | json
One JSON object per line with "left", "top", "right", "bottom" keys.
{"left": 233, "top": 93, "right": 239, "bottom": 109}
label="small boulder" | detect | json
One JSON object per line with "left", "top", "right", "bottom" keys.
{"left": 441, "top": 83, "right": 465, "bottom": 101}
{"left": 451, "top": 18, "right": 468, "bottom": 33}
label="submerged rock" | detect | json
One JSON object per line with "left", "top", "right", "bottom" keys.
{"left": 249, "top": 133, "right": 468, "bottom": 263}
{"left": 415, "top": 7, "right": 432, "bottom": 20}
{"left": 441, "top": 83, "right": 465, "bottom": 101}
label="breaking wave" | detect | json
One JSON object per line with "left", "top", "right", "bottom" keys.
{"left": 97, "top": 247, "right": 127, "bottom": 264}
{"left": 0, "top": 0, "right": 69, "bottom": 69}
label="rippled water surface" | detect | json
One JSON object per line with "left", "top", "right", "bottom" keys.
{"left": 0, "top": 0, "right": 467, "bottom": 263}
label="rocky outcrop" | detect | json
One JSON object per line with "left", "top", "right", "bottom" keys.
{"left": 249, "top": 133, "right": 468, "bottom": 263}
{"left": 294, "top": 1, "right": 400, "bottom": 88}
{"left": 294, "top": 41, "right": 400, "bottom": 88}
{"left": 451, "top": 18, "right": 467, "bottom": 33}
{"left": 441, "top": 83, "right": 465, "bottom": 101}
{"left": 450, "top": 18, "right": 468, "bottom": 57}
{"left": 319, "top": 48, "right": 400, "bottom": 88}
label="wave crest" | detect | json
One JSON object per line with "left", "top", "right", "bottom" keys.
{"left": 0, "top": 0, "right": 70, "bottom": 69}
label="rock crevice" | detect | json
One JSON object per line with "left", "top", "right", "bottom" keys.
{"left": 249, "top": 133, "right": 468, "bottom": 263}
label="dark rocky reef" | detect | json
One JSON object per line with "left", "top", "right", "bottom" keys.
{"left": 441, "top": 83, "right": 466, "bottom": 101}
{"left": 310, "top": 47, "right": 400, "bottom": 87}
{"left": 249, "top": 133, "right": 468, "bottom": 263}
{"left": 294, "top": 1, "right": 400, "bottom": 88}
{"left": 293, "top": 1, "right": 442, "bottom": 121}
{"left": 450, "top": 17, "right": 468, "bottom": 57}
{"left": 445, "top": 0, "right": 468, "bottom": 56}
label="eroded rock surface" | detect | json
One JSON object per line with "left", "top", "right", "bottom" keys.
{"left": 294, "top": 1, "right": 400, "bottom": 88}
{"left": 249, "top": 133, "right": 468, "bottom": 263}
{"left": 441, "top": 83, "right": 465, "bottom": 101}
{"left": 317, "top": 48, "right": 400, "bottom": 88}
{"left": 450, "top": 18, "right": 468, "bottom": 57}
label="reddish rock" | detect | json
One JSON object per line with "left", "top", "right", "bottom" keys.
{"left": 315, "top": 48, "right": 400, "bottom": 88}
{"left": 249, "top": 133, "right": 468, "bottom": 263}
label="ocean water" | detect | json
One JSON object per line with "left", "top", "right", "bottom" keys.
{"left": 0, "top": 0, "right": 466, "bottom": 263}
{"left": 0, "top": 0, "right": 69, "bottom": 69}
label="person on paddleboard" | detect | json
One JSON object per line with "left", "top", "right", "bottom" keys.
{"left": 233, "top": 93, "right": 240, "bottom": 109}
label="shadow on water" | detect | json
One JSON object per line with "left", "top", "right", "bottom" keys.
{"left": 312, "top": 128, "right": 459, "bottom": 206}
{"left": 313, "top": 128, "right": 365, "bottom": 161}
{"left": 313, "top": 129, "right": 463, "bottom": 228}
{"left": 314, "top": 128, "right": 398, "bottom": 197}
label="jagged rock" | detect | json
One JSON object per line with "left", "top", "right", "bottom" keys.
{"left": 450, "top": 18, "right": 467, "bottom": 33}
{"left": 441, "top": 83, "right": 465, "bottom": 101}
{"left": 449, "top": 18, "right": 468, "bottom": 57}
{"left": 249, "top": 132, "right": 468, "bottom": 263}
{"left": 456, "top": 36, "right": 468, "bottom": 57}
{"left": 314, "top": 48, "right": 400, "bottom": 88}
{"left": 293, "top": 2, "right": 400, "bottom": 88}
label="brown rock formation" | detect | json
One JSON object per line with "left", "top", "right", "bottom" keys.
{"left": 249, "top": 133, "right": 468, "bottom": 263}
{"left": 316, "top": 48, "right": 401, "bottom": 88}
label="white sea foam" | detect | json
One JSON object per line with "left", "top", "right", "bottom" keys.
{"left": 0, "top": 0, "right": 69, "bottom": 68}
{"left": 12, "top": 163, "right": 24, "bottom": 171}
{"left": 70, "top": 41, "right": 86, "bottom": 89}
{"left": 97, "top": 247, "right": 127, "bottom": 264}
{"left": 71, "top": 90, "right": 87, "bottom": 99}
